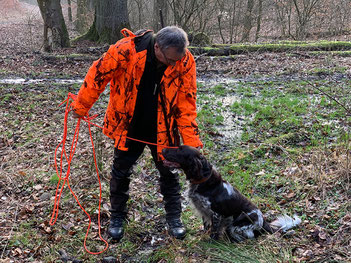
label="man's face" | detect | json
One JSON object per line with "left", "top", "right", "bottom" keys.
{"left": 154, "top": 43, "right": 185, "bottom": 66}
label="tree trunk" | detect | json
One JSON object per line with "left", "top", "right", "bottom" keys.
{"left": 255, "top": 0, "right": 263, "bottom": 42}
{"left": 76, "top": 0, "right": 90, "bottom": 33}
{"left": 2, "top": 0, "right": 21, "bottom": 10}
{"left": 83, "top": 0, "right": 129, "bottom": 44}
{"left": 292, "top": 0, "right": 321, "bottom": 40}
{"left": 67, "top": 0, "right": 72, "bottom": 22}
{"left": 153, "top": 0, "right": 168, "bottom": 31}
{"left": 241, "top": 0, "right": 254, "bottom": 42}
{"left": 37, "top": 0, "right": 70, "bottom": 52}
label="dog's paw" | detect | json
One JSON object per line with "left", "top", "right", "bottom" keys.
{"left": 210, "top": 232, "right": 220, "bottom": 240}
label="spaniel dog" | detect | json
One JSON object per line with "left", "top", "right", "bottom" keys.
{"left": 162, "top": 145, "right": 301, "bottom": 242}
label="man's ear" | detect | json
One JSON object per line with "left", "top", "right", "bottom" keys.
{"left": 154, "top": 42, "right": 159, "bottom": 50}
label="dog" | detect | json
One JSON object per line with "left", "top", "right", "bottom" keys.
{"left": 162, "top": 145, "right": 301, "bottom": 242}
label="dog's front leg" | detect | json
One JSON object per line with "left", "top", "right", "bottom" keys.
{"left": 210, "top": 213, "right": 224, "bottom": 240}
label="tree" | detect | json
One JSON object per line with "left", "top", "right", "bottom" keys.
{"left": 67, "top": 0, "right": 73, "bottom": 22}
{"left": 83, "top": 0, "right": 130, "bottom": 44}
{"left": 292, "top": 0, "right": 322, "bottom": 39}
{"left": 76, "top": 0, "right": 90, "bottom": 33}
{"left": 37, "top": 0, "right": 70, "bottom": 52}
{"left": 153, "top": 0, "right": 169, "bottom": 31}
{"left": 255, "top": 0, "right": 263, "bottom": 41}
{"left": 241, "top": 0, "right": 255, "bottom": 42}
{"left": 168, "top": 0, "right": 213, "bottom": 32}
{"left": 1, "top": 0, "right": 21, "bottom": 10}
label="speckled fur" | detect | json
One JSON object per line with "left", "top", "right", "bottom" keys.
{"left": 163, "top": 145, "right": 275, "bottom": 241}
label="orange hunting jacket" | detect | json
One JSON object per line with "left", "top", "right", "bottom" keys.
{"left": 71, "top": 28, "right": 203, "bottom": 158}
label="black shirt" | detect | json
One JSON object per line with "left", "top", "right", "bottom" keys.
{"left": 127, "top": 32, "right": 167, "bottom": 144}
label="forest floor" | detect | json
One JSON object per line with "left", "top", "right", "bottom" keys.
{"left": 1, "top": 3, "right": 351, "bottom": 263}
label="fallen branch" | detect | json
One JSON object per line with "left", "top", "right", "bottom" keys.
{"left": 306, "top": 80, "right": 351, "bottom": 116}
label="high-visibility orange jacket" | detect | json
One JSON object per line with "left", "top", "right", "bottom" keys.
{"left": 72, "top": 28, "right": 202, "bottom": 159}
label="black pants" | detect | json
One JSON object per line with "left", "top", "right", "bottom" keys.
{"left": 110, "top": 140, "right": 181, "bottom": 221}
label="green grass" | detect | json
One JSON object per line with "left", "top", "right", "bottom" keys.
{"left": 1, "top": 61, "right": 351, "bottom": 262}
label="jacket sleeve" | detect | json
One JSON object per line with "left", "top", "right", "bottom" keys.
{"left": 71, "top": 44, "right": 120, "bottom": 116}
{"left": 176, "top": 50, "right": 203, "bottom": 148}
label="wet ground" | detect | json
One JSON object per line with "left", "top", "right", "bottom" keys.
{"left": 1, "top": 4, "right": 351, "bottom": 263}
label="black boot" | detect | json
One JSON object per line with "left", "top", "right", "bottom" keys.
{"left": 109, "top": 166, "right": 132, "bottom": 241}
{"left": 167, "top": 217, "right": 186, "bottom": 239}
{"left": 108, "top": 215, "right": 125, "bottom": 241}
{"left": 157, "top": 165, "right": 186, "bottom": 239}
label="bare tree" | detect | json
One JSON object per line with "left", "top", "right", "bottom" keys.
{"left": 241, "top": 0, "right": 255, "bottom": 42}
{"left": 76, "top": 0, "right": 91, "bottom": 33}
{"left": 153, "top": 0, "right": 169, "bottom": 31}
{"left": 292, "top": 0, "right": 322, "bottom": 39}
{"left": 255, "top": 0, "right": 263, "bottom": 41}
{"left": 67, "top": 0, "right": 72, "bottom": 22}
{"left": 168, "top": 0, "right": 212, "bottom": 32}
{"left": 325, "top": 0, "right": 351, "bottom": 36}
{"left": 83, "top": 0, "right": 130, "bottom": 43}
{"left": 37, "top": 0, "right": 70, "bottom": 52}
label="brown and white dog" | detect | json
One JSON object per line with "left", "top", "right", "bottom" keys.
{"left": 162, "top": 145, "right": 301, "bottom": 242}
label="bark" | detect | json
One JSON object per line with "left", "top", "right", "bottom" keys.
{"left": 241, "top": 0, "right": 254, "bottom": 42}
{"left": 76, "top": 0, "right": 90, "bottom": 33}
{"left": 255, "top": 0, "right": 263, "bottom": 42}
{"left": 292, "top": 0, "right": 321, "bottom": 40}
{"left": 1, "top": 0, "right": 20, "bottom": 9}
{"left": 83, "top": 0, "right": 130, "bottom": 44}
{"left": 153, "top": 0, "right": 168, "bottom": 31}
{"left": 37, "top": 0, "right": 70, "bottom": 52}
{"left": 67, "top": 0, "right": 72, "bottom": 22}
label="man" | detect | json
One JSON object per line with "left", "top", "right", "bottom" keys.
{"left": 71, "top": 26, "right": 203, "bottom": 241}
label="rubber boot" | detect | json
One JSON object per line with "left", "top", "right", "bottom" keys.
{"left": 158, "top": 167, "right": 186, "bottom": 239}
{"left": 108, "top": 168, "right": 131, "bottom": 241}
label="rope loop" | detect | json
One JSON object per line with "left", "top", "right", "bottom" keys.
{"left": 50, "top": 93, "right": 108, "bottom": 255}
{"left": 50, "top": 93, "right": 180, "bottom": 254}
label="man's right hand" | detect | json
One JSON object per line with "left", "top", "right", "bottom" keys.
{"left": 72, "top": 111, "right": 84, "bottom": 118}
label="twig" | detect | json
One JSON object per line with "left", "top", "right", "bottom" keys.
{"left": 306, "top": 80, "right": 351, "bottom": 116}
{"left": 195, "top": 52, "right": 209, "bottom": 62}
{"left": 263, "top": 143, "right": 303, "bottom": 173}
{"left": 1, "top": 204, "right": 19, "bottom": 259}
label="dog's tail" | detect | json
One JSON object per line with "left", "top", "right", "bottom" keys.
{"left": 267, "top": 214, "right": 301, "bottom": 233}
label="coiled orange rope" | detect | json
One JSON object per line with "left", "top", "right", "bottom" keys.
{"left": 50, "top": 93, "right": 178, "bottom": 255}
{"left": 49, "top": 93, "right": 108, "bottom": 255}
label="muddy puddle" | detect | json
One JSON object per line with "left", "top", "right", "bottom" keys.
{"left": 0, "top": 76, "right": 247, "bottom": 144}
{"left": 3, "top": 75, "right": 346, "bottom": 145}
{"left": 0, "top": 78, "right": 83, "bottom": 85}
{"left": 197, "top": 78, "right": 243, "bottom": 143}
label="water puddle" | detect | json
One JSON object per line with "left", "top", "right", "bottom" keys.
{"left": 0, "top": 76, "right": 243, "bottom": 143}
{"left": 0, "top": 78, "right": 83, "bottom": 85}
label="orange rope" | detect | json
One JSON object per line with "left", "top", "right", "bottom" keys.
{"left": 50, "top": 93, "right": 178, "bottom": 255}
{"left": 50, "top": 93, "right": 108, "bottom": 255}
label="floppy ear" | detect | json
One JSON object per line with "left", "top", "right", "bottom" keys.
{"left": 199, "top": 155, "right": 212, "bottom": 178}
{"left": 186, "top": 155, "right": 212, "bottom": 181}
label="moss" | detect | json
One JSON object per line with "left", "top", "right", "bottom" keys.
{"left": 189, "top": 40, "right": 351, "bottom": 56}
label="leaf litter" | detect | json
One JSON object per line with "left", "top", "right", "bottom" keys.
{"left": 0, "top": 3, "right": 350, "bottom": 263}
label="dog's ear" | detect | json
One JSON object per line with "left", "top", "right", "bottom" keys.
{"left": 199, "top": 155, "right": 212, "bottom": 178}
{"left": 189, "top": 157, "right": 204, "bottom": 181}
{"left": 186, "top": 155, "right": 212, "bottom": 181}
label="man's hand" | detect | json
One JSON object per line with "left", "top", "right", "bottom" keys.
{"left": 72, "top": 111, "right": 84, "bottom": 119}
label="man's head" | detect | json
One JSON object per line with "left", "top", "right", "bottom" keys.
{"left": 154, "top": 26, "right": 189, "bottom": 66}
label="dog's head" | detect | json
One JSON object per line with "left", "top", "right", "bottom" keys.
{"left": 162, "top": 145, "right": 212, "bottom": 183}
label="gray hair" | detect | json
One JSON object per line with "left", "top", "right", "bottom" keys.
{"left": 155, "top": 26, "right": 189, "bottom": 53}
